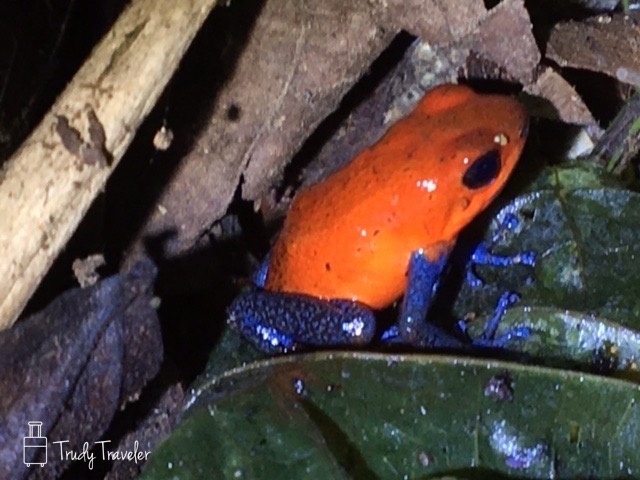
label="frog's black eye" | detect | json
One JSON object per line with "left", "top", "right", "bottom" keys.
{"left": 462, "top": 149, "right": 501, "bottom": 190}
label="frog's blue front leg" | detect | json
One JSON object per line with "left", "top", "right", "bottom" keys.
{"left": 396, "top": 251, "right": 463, "bottom": 348}
{"left": 228, "top": 290, "right": 376, "bottom": 354}
{"left": 392, "top": 250, "right": 530, "bottom": 349}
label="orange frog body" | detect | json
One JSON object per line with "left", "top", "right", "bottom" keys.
{"left": 229, "top": 84, "right": 533, "bottom": 354}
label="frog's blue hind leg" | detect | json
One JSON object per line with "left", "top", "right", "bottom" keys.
{"left": 467, "top": 213, "right": 536, "bottom": 287}
{"left": 230, "top": 253, "right": 374, "bottom": 353}
{"left": 228, "top": 291, "right": 376, "bottom": 354}
{"left": 457, "top": 292, "right": 531, "bottom": 348}
{"left": 460, "top": 213, "right": 535, "bottom": 347}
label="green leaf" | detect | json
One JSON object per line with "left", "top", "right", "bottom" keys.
{"left": 522, "top": 163, "right": 622, "bottom": 194}
{"left": 141, "top": 353, "right": 640, "bottom": 479}
{"left": 458, "top": 187, "right": 640, "bottom": 326}
{"left": 143, "top": 167, "right": 640, "bottom": 479}
{"left": 453, "top": 179, "right": 640, "bottom": 373}
{"left": 465, "top": 305, "right": 640, "bottom": 375}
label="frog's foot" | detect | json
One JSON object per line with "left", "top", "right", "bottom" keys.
{"left": 381, "top": 323, "right": 463, "bottom": 349}
{"left": 457, "top": 291, "right": 530, "bottom": 348}
{"left": 228, "top": 290, "right": 376, "bottom": 354}
{"left": 467, "top": 213, "right": 536, "bottom": 288}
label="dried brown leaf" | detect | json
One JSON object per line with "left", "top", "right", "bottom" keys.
{"left": 524, "top": 67, "right": 596, "bottom": 125}
{"left": 0, "top": 261, "right": 161, "bottom": 480}
{"left": 548, "top": 11, "right": 640, "bottom": 83}
{"left": 130, "top": 0, "right": 540, "bottom": 260}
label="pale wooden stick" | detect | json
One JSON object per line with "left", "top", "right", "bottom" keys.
{"left": 0, "top": 0, "right": 219, "bottom": 329}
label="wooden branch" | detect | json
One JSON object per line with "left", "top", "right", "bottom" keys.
{"left": 0, "top": 0, "right": 218, "bottom": 329}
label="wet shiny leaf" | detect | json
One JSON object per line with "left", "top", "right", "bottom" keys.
{"left": 458, "top": 186, "right": 640, "bottom": 327}
{"left": 141, "top": 353, "right": 640, "bottom": 479}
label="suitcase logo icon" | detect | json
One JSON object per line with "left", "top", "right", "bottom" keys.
{"left": 23, "top": 421, "right": 47, "bottom": 467}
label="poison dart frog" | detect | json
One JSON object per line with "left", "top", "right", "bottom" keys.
{"left": 228, "top": 84, "right": 534, "bottom": 354}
